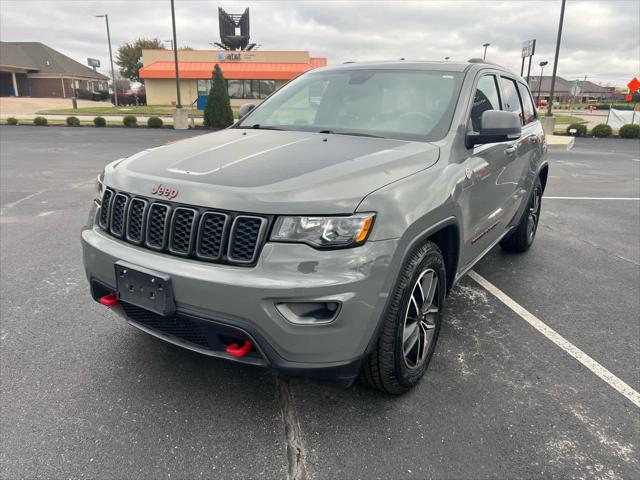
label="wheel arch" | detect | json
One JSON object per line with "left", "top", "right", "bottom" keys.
{"left": 538, "top": 162, "right": 549, "bottom": 193}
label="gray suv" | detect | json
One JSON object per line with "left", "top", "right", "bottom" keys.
{"left": 82, "top": 60, "right": 547, "bottom": 394}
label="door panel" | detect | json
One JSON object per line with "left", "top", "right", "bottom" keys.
{"left": 459, "top": 74, "right": 515, "bottom": 267}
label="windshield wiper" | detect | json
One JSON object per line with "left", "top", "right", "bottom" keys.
{"left": 318, "top": 130, "right": 384, "bottom": 138}
{"left": 237, "top": 124, "right": 284, "bottom": 131}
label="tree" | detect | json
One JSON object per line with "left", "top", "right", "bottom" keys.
{"left": 115, "top": 38, "right": 164, "bottom": 83}
{"left": 204, "top": 64, "right": 234, "bottom": 129}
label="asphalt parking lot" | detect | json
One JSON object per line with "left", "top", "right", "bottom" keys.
{"left": 1, "top": 127, "right": 638, "bottom": 479}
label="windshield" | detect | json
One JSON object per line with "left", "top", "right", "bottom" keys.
{"left": 236, "top": 68, "right": 464, "bottom": 141}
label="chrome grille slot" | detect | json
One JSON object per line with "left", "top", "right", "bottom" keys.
{"left": 99, "top": 188, "right": 114, "bottom": 229}
{"left": 228, "top": 216, "right": 266, "bottom": 263}
{"left": 126, "top": 198, "right": 148, "bottom": 244}
{"left": 169, "top": 207, "right": 197, "bottom": 255}
{"left": 109, "top": 193, "right": 129, "bottom": 237}
{"left": 146, "top": 203, "right": 170, "bottom": 250}
{"left": 196, "top": 212, "right": 228, "bottom": 260}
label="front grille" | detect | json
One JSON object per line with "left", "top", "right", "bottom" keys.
{"left": 99, "top": 188, "right": 269, "bottom": 266}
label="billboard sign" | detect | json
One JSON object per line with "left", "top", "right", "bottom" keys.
{"left": 87, "top": 58, "right": 101, "bottom": 68}
{"left": 521, "top": 39, "right": 536, "bottom": 58}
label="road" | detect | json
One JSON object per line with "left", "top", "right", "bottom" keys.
{"left": 1, "top": 127, "right": 638, "bottom": 479}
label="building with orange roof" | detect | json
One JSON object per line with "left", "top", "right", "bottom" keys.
{"left": 139, "top": 49, "right": 327, "bottom": 109}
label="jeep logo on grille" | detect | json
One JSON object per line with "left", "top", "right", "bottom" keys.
{"left": 151, "top": 184, "right": 179, "bottom": 200}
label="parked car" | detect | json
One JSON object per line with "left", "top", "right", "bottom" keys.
{"left": 82, "top": 59, "right": 547, "bottom": 394}
{"left": 111, "top": 87, "right": 146, "bottom": 106}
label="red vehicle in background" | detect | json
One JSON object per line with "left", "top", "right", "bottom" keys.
{"left": 111, "top": 86, "right": 146, "bottom": 106}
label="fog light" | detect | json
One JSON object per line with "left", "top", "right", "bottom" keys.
{"left": 276, "top": 302, "right": 340, "bottom": 325}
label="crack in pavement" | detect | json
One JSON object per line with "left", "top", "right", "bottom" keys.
{"left": 276, "top": 375, "right": 308, "bottom": 480}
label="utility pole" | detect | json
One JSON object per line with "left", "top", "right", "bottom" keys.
{"left": 96, "top": 14, "right": 118, "bottom": 106}
{"left": 547, "top": 0, "right": 566, "bottom": 117}
{"left": 170, "top": 0, "right": 181, "bottom": 108}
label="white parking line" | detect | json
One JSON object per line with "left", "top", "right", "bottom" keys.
{"left": 469, "top": 271, "right": 640, "bottom": 409}
{"left": 545, "top": 197, "right": 640, "bottom": 201}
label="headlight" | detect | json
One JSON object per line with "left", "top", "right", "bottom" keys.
{"left": 94, "top": 170, "right": 105, "bottom": 203}
{"left": 270, "top": 213, "right": 375, "bottom": 248}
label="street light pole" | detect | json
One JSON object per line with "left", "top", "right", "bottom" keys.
{"left": 547, "top": 0, "right": 566, "bottom": 117}
{"left": 482, "top": 43, "right": 490, "bottom": 60}
{"left": 96, "top": 14, "right": 117, "bottom": 106}
{"left": 536, "top": 61, "right": 548, "bottom": 108}
{"left": 170, "top": 0, "right": 181, "bottom": 108}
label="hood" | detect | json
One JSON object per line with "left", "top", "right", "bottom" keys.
{"left": 106, "top": 129, "right": 439, "bottom": 214}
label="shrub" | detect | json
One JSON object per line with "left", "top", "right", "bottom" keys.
{"left": 122, "top": 115, "right": 137, "bottom": 127}
{"left": 591, "top": 124, "right": 612, "bottom": 138}
{"left": 93, "top": 116, "right": 106, "bottom": 127}
{"left": 33, "top": 116, "right": 48, "bottom": 126}
{"left": 619, "top": 123, "right": 640, "bottom": 139}
{"left": 6, "top": 117, "right": 18, "bottom": 125}
{"left": 204, "top": 64, "right": 234, "bottom": 129}
{"left": 566, "top": 123, "right": 587, "bottom": 137}
{"left": 66, "top": 116, "right": 80, "bottom": 127}
{"left": 147, "top": 116, "right": 163, "bottom": 128}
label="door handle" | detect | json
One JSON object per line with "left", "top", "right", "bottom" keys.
{"left": 504, "top": 146, "right": 517, "bottom": 156}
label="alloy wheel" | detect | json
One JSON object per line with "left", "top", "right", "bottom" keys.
{"left": 527, "top": 185, "right": 542, "bottom": 243}
{"left": 402, "top": 268, "right": 439, "bottom": 369}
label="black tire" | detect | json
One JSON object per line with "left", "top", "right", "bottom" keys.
{"left": 361, "top": 241, "right": 446, "bottom": 394}
{"left": 500, "top": 177, "right": 543, "bottom": 253}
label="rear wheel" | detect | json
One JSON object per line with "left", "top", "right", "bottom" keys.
{"left": 500, "top": 177, "right": 543, "bottom": 252}
{"left": 361, "top": 241, "right": 446, "bottom": 394}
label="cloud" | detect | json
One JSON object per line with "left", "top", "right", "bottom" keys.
{"left": 1, "top": 0, "right": 638, "bottom": 86}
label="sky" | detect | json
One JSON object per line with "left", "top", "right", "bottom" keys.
{"left": 1, "top": 0, "right": 638, "bottom": 87}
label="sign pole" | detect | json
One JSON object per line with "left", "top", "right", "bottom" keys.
{"left": 547, "top": 0, "right": 566, "bottom": 117}
{"left": 520, "top": 57, "right": 525, "bottom": 77}
{"left": 526, "top": 56, "right": 533, "bottom": 83}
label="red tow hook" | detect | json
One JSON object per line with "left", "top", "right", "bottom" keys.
{"left": 226, "top": 340, "right": 253, "bottom": 357}
{"left": 99, "top": 292, "right": 119, "bottom": 307}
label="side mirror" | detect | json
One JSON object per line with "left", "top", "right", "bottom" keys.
{"left": 238, "top": 103, "right": 256, "bottom": 120}
{"left": 466, "top": 110, "right": 521, "bottom": 148}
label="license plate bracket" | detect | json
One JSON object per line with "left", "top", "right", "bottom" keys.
{"left": 115, "top": 261, "right": 175, "bottom": 316}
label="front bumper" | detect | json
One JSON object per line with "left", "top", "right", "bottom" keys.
{"left": 81, "top": 224, "right": 398, "bottom": 381}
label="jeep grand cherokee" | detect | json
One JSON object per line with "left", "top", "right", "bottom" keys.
{"left": 82, "top": 59, "right": 547, "bottom": 394}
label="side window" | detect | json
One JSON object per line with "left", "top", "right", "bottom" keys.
{"left": 470, "top": 75, "right": 501, "bottom": 132}
{"left": 501, "top": 77, "right": 524, "bottom": 125}
{"left": 517, "top": 82, "right": 537, "bottom": 124}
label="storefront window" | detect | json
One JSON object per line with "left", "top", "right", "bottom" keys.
{"left": 197, "top": 79, "right": 276, "bottom": 99}
{"left": 197, "top": 79, "right": 211, "bottom": 96}
{"left": 228, "top": 80, "right": 243, "bottom": 99}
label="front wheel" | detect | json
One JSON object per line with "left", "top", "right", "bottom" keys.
{"left": 361, "top": 241, "right": 446, "bottom": 394}
{"left": 501, "top": 177, "right": 543, "bottom": 252}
